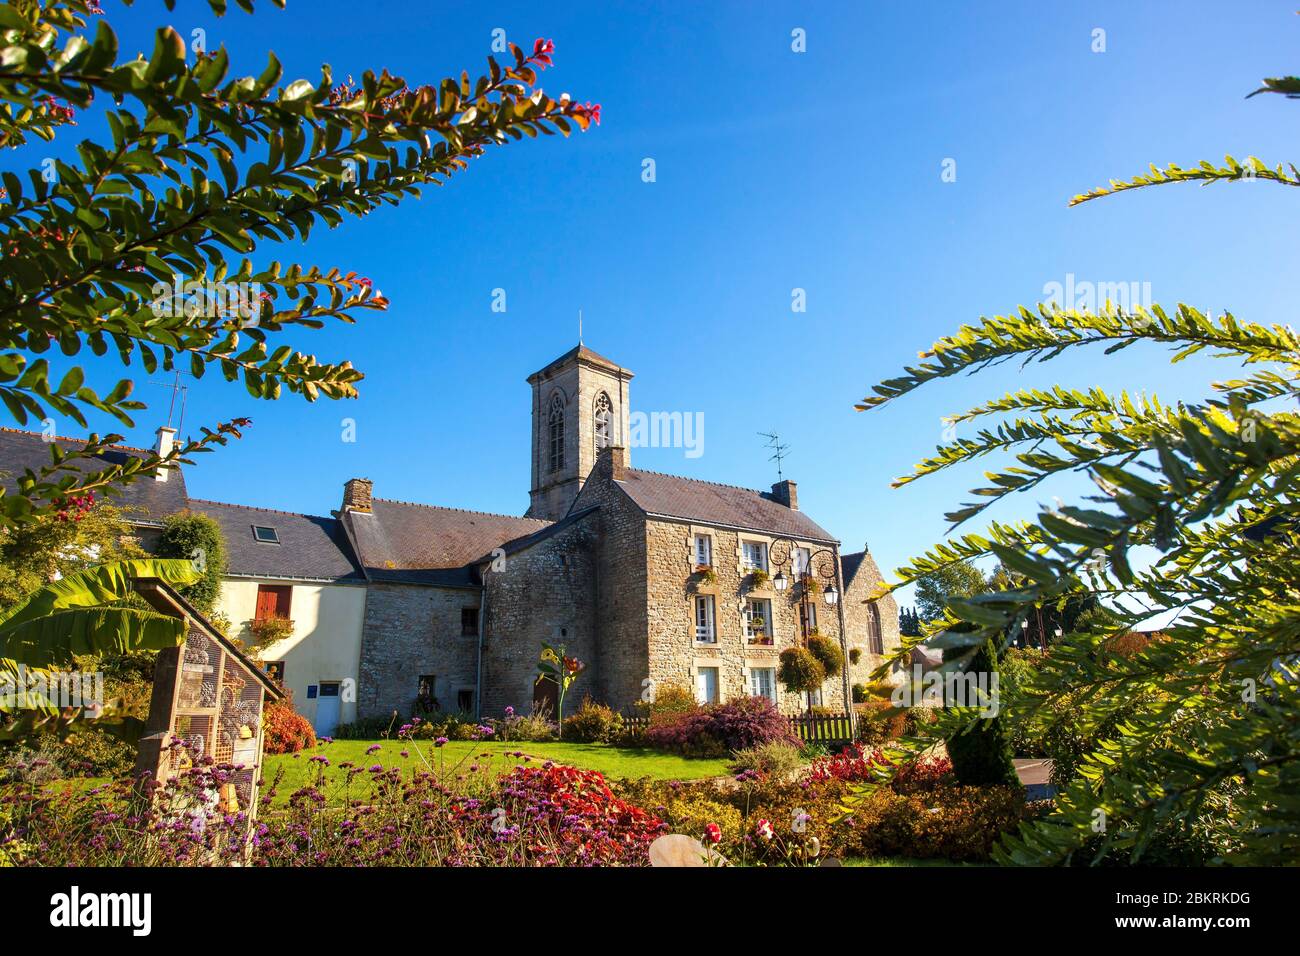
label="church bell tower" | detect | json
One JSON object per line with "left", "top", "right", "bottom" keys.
{"left": 526, "top": 345, "right": 633, "bottom": 521}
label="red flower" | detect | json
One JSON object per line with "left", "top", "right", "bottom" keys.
{"left": 530, "top": 38, "right": 555, "bottom": 69}
{"left": 704, "top": 823, "right": 722, "bottom": 844}
{"left": 572, "top": 102, "right": 601, "bottom": 126}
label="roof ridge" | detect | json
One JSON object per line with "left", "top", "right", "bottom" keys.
{"left": 189, "top": 497, "right": 335, "bottom": 522}
{"left": 626, "top": 466, "right": 765, "bottom": 497}
{"left": 372, "top": 496, "right": 554, "bottom": 524}
{"left": 0, "top": 425, "right": 154, "bottom": 456}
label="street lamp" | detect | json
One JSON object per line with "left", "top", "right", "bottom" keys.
{"left": 772, "top": 570, "right": 788, "bottom": 592}
{"left": 824, "top": 583, "right": 839, "bottom": 606}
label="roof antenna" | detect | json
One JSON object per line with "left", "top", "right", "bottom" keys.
{"left": 578, "top": 308, "right": 583, "bottom": 346}
{"left": 151, "top": 370, "right": 189, "bottom": 432}
{"left": 758, "top": 431, "right": 790, "bottom": 481}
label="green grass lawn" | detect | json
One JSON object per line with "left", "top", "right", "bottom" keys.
{"left": 261, "top": 738, "right": 731, "bottom": 805}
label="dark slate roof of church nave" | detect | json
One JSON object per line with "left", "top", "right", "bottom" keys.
{"left": 189, "top": 499, "right": 364, "bottom": 582}
{"left": 617, "top": 468, "right": 837, "bottom": 544}
{"left": 341, "top": 498, "right": 554, "bottom": 586}
{"left": 0, "top": 427, "right": 189, "bottom": 522}
{"left": 841, "top": 551, "right": 869, "bottom": 587}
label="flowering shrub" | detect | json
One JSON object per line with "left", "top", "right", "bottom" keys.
{"left": 263, "top": 698, "right": 316, "bottom": 755}
{"left": 809, "top": 743, "right": 952, "bottom": 792}
{"left": 728, "top": 741, "right": 804, "bottom": 779}
{"left": 646, "top": 695, "right": 798, "bottom": 757}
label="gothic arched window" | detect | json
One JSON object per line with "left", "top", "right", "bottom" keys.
{"left": 548, "top": 393, "right": 565, "bottom": 472}
{"left": 867, "top": 602, "right": 884, "bottom": 655}
{"left": 593, "top": 392, "right": 612, "bottom": 456}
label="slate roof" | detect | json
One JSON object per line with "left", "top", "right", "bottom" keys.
{"left": 841, "top": 551, "right": 868, "bottom": 587}
{"left": 342, "top": 498, "right": 554, "bottom": 586}
{"left": 528, "top": 344, "right": 632, "bottom": 381}
{"left": 0, "top": 427, "right": 189, "bottom": 522}
{"left": 616, "top": 468, "right": 837, "bottom": 543}
{"left": 189, "top": 499, "right": 364, "bottom": 582}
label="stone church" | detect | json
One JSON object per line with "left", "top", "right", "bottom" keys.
{"left": 338, "top": 345, "right": 899, "bottom": 720}
{"left": 0, "top": 345, "right": 900, "bottom": 729}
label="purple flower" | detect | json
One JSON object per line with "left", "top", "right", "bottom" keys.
{"left": 435, "top": 737, "right": 448, "bottom": 748}
{"left": 366, "top": 744, "right": 381, "bottom": 754}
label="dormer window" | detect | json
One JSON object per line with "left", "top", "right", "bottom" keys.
{"left": 252, "top": 525, "right": 280, "bottom": 544}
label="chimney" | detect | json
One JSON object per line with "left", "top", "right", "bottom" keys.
{"left": 771, "top": 479, "right": 798, "bottom": 510}
{"left": 153, "top": 426, "right": 177, "bottom": 483}
{"left": 610, "top": 445, "right": 628, "bottom": 481}
{"left": 343, "top": 477, "right": 373, "bottom": 513}
{"left": 598, "top": 446, "right": 629, "bottom": 482}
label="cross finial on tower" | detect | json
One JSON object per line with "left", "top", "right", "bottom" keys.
{"left": 758, "top": 431, "right": 790, "bottom": 480}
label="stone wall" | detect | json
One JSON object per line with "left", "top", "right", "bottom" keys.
{"left": 841, "top": 551, "right": 903, "bottom": 694}
{"left": 644, "top": 520, "right": 847, "bottom": 713}
{"left": 569, "top": 459, "right": 649, "bottom": 709}
{"left": 356, "top": 582, "right": 481, "bottom": 719}
{"left": 479, "top": 515, "right": 598, "bottom": 718}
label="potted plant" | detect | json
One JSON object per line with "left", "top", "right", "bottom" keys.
{"left": 748, "top": 569, "right": 770, "bottom": 590}
{"left": 694, "top": 565, "right": 717, "bottom": 585}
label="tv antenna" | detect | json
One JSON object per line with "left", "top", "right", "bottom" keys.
{"left": 758, "top": 431, "right": 790, "bottom": 480}
{"left": 150, "top": 370, "right": 189, "bottom": 433}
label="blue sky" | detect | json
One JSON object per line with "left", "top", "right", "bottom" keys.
{"left": 15, "top": 0, "right": 1299, "bottom": 599}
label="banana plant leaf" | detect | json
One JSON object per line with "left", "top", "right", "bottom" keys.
{"left": 0, "top": 606, "right": 190, "bottom": 669}
{"left": 0, "top": 558, "right": 200, "bottom": 631}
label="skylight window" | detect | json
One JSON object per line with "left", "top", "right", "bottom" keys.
{"left": 252, "top": 525, "right": 280, "bottom": 544}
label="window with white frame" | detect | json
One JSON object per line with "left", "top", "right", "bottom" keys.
{"left": 749, "top": 667, "right": 777, "bottom": 703}
{"left": 695, "top": 666, "right": 720, "bottom": 705}
{"left": 808, "top": 686, "right": 824, "bottom": 708}
{"left": 745, "top": 598, "right": 772, "bottom": 643}
{"left": 694, "top": 533, "right": 712, "bottom": 567}
{"left": 694, "top": 594, "right": 716, "bottom": 643}
{"left": 792, "top": 546, "right": 810, "bottom": 576}
{"left": 742, "top": 540, "right": 767, "bottom": 572}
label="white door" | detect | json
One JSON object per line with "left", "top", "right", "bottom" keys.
{"left": 315, "top": 682, "right": 341, "bottom": 737}
{"left": 695, "top": 667, "right": 719, "bottom": 705}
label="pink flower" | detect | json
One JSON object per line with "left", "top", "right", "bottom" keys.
{"left": 530, "top": 38, "right": 555, "bottom": 69}
{"left": 704, "top": 823, "right": 721, "bottom": 844}
{"left": 755, "top": 819, "right": 774, "bottom": 841}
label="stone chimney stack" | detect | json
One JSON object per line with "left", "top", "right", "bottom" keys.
{"left": 597, "top": 446, "right": 629, "bottom": 482}
{"left": 153, "top": 426, "right": 177, "bottom": 483}
{"left": 343, "top": 477, "right": 373, "bottom": 513}
{"left": 771, "top": 479, "right": 798, "bottom": 510}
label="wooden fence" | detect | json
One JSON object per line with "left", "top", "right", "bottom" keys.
{"left": 622, "top": 712, "right": 856, "bottom": 747}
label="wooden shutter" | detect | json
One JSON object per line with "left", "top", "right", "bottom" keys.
{"left": 255, "top": 585, "right": 292, "bottom": 621}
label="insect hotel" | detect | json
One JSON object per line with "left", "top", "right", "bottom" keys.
{"left": 134, "top": 577, "right": 283, "bottom": 822}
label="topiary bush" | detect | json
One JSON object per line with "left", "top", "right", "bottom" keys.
{"left": 777, "top": 646, "right": 824, "bottom": 694}
{"left": 156, "top": 511, "right": 227, "bottom": 614}
{"left": 806, "top": 635, "right": 844, "bottom": 677}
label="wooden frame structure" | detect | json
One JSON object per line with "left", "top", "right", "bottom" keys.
{"left": 133, "top": 577, "right": 284, "bottom": 823}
